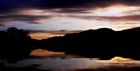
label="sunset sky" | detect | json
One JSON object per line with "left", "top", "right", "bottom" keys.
{"left": 0, "top": 0, "right": 140, "bottom": 39}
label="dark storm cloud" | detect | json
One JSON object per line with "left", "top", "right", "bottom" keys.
{"left": 119, "top": 0, "right": 140, "bottom": 6}
{"left": 40, "top": 0, "right": 140, "bottom": 15}
{"left": 36, "top": 0, "right": 140, "bottom": 9}
{"left": 0, "top": 0, "right": 40, "bottom": 14}
{"left": 0, "top": 0, "right": 140, "bottom": 14}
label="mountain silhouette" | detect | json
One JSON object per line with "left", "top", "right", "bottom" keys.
{"left": 0, "top": 27, "right": 140, "bottom": 63}
{"left": 40, "top": 27, "right": 140, "bottom": 60}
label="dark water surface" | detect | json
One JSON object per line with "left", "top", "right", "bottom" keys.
{"left": 0, "top": 58, "right": 140, "bottom": 71}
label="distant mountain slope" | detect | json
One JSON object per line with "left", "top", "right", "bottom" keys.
{"left": 40, "top": 27, "right": 140, "bottom": 60}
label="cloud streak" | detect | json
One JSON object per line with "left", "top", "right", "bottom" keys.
{"left": 0, "top": 14, "right": 52, "bottom": 25}
{"left": 0, "top": 0, "right": 140, "bottom": 36}
{"left": 71, "top": 15, "right": 140, "bottom": 25}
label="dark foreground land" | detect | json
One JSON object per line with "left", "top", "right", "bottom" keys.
{"left": 1, "top": 27, "right": 140, "bottom": 62}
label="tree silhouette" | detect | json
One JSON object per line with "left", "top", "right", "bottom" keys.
{"left": 7, "top": 27, "right": 30, "bottom": 39}
{"left": 0, "top": 27, "right": 33, "bottom": 63}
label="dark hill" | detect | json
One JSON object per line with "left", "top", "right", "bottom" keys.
{"left": 1, "top": 27, "right": 140, "bottom": 63}
{"left": 40, "top": 27, "right": 140, "bottom": 60}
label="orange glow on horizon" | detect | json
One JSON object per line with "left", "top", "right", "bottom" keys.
{"left": 30, "top": 33, "right": 64, "bottom": 40}
{"left": 113, "top": 26, "right": 139, "bottom": 31}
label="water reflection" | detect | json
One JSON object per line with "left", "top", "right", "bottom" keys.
{"left": 6, "top": 58, "right": 97, "bottom": 71}
{"left": 0, "top": 58, "right": 140, "bottom": 71}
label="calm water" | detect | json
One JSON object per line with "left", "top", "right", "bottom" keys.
{"left": 1, "top": 58, "right": 140, "bottom": 71}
